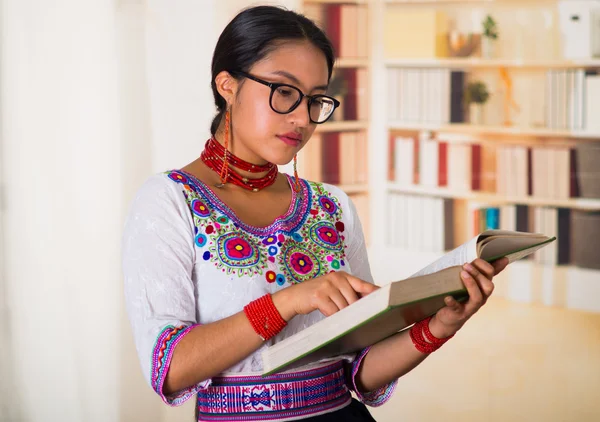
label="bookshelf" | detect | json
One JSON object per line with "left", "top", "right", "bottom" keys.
{"left": 388, "top": 122, "right": 600, "bottom": 140}
{"left": 387, "top": 183, "right": 600, "bottom": 211}
{"left": 300, "top": 0, "right": 373, "bottom": 239}
{"left": 318, "top": 120, "right": 369, "bottom": 132}
{"left": 365, "top": 0, "right": 600, "bottom": 309}
{"left": 299, "top": 0, "right": 600, "bottom": 292}
{"left": 385, "top": 58, "right": 600, "bottom": 69}
{"left": 336, "top": 57, "right": 370, "bottom": 68}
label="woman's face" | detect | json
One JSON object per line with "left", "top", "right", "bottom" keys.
{"left": 223, "top": 40, "right": 330, "bottom": 166}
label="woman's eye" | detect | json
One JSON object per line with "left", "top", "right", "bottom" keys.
{"left": 276, "top": 87, "right": 294, "bottom": 97}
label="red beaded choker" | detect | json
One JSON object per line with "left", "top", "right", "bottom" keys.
{"left": 200, "top": 137, "right": 278, "bottom": 192}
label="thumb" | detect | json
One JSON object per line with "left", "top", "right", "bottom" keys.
{"left": 492, "top": 257, "right": 509, "bottom": 275}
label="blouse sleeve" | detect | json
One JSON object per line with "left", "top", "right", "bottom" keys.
{"left": 342, "top": 194, "right": 398, "bottom": 407}
{"left": 122, "top": 175, "right": 211, "bottom": 406}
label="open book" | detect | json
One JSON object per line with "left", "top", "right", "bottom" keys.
{"left": 261, "top": 230, "right": 556, "bottom": 376}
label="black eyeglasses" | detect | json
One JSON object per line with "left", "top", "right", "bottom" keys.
{"left": 231, "top": 71, "right": 340, "bottom": 124}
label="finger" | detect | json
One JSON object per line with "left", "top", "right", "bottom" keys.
{"left": 444, "top": 295, "right": 464, "bottom": 313}
{"left": 472, "top": 259, "right": 495, "bottom": 279}
{"left": 317, "top": 297, "right": 340, "bottom": 317}
{"left": 346, "top": 275, "right": 379, "bottom": 296}
{"left": 461, "top": 270, "right": 484, "bottom": 311}
{"left": 492, "top": 257, "right": 509, "bottom": 275}
{"left": 465, "top": 263, "right": 494, "bottom": 298}
{"left": 338, "top": 282, "right": 361, "bottom": 306}
{"left": 328, "top": 289, "right": 350, "bottom": 311}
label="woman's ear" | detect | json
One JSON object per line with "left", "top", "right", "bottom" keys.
{"left": 214, "top": 71, "right": 239, "bottom": 106}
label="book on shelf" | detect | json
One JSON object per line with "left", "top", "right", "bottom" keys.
{"left": 261, "top": 230, "right": 556, "bottom": 376}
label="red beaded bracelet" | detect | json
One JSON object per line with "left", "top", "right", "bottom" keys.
{"left": 243, "top": 294, "right": 287, "bottom": 341}
{"left": 409, "top": 316, "right": 454, "bottom": 354}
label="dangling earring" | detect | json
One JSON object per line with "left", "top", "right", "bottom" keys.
{"left": 293, "top": 154, "right": 301, "bottom": 193}
{"left": 217, "top": 108, "right": 230, "bottom": 188}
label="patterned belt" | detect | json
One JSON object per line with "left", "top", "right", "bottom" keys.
{"left": 196, "top": 360, "right": 351, "bottom": 421}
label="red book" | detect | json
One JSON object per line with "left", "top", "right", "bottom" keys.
{"left": 321, "top": 133, "right": 340, "bottom": 184}
{"left": 471, "top": 144, "right": 481, "bottom": 191}
{"left": 438, "top": 141, "right": 448, "bottom": 187}
{"left": 343, "top": 69, "right": 358, "bottom": 121}
{"left": 325, "top": 5, "right": 341, "bottom": 57}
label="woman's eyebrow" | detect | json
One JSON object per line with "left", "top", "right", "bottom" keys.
{"left": 270, "top": 70, "right": 329, "bottom": 91}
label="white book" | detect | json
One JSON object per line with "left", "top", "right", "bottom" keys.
{"left": 262, "top": 231, "right": 556, "bottom": 375}
{"left": 419, "top": 134, "right": 438, "bottom": 187}
{"left": 506, "top": 147, "right": 516, "bottom": 197}
{"left": 496, "top": 146, "right": 506, "bottom": 195}
{"left": 585, "top": 75, "right": 600, "bottom": 132}
{"left": 440, "top": 69, "right": 450, "bottom": 124}
{"left": 397, "top": 194, "right": 408, "bottom": 249}
{"left": 555, "top": 148, "right": 571, "bottom": 199}
{"left": 448, "top": 143, "right": 472, "bottom": 192}
{"left": 434, "top": 197, "right": 445, "bottom": 253}
{"left": 388, "top": 69, "right": 398, "bottom": 121}
{"left": 422, "top": 196, "right": 434, "bottom": 252}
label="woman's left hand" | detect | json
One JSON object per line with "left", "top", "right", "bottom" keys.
{"left": 429, "top": 257, "right": 509, "bottom": 338}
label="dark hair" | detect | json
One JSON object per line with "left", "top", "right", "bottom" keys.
{"left": 210, "top": 5, "right": 335, "bottom": 135}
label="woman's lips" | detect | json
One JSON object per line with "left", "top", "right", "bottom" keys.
{"left": 277, "top": 133, "right": 302, "bottom": 146}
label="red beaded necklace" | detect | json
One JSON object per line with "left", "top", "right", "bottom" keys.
{"left": 200, "top": 137, "right": 278, "bottom": 192}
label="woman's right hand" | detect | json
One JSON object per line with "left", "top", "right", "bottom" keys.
{"left": 272, "top": 271, "right": 379, "bottom": 321}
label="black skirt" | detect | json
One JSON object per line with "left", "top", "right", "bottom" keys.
{"left": 302, "top": 399, "right": 377, "bottom": 421}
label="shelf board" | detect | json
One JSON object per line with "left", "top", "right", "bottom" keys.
{"left": 335, "top": 57, "right": 370, "bottom": 68}
{"left": 305, "top": 0, "right": 367, "bottom": 4}
{"left": 318, "top": 120, "right": 369, "bottom": 132}
{"left": 387, "top": 183, "right": 600, "bottom": 211}
{"left": 386, "top": 0, "right": 556, "bottom": 4}
{"left": 337, "top": 184, "right": 370, "bottom": 194}
{"left": 388, "top": 122, "right": 600, "bottom": 140}
{"left": 385, "top": 58, "right": 600, "bottom": 69}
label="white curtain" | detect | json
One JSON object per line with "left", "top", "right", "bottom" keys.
{"left": 0, "top": 1, "right": 297, "bottom": 421}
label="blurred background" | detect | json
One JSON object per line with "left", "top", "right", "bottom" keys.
{"left": 0, "top": 0, "right": 599, "bottom": 421}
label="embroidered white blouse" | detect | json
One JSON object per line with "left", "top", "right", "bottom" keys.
{"left": 122, "top": 170, "right": 397, "bottom": 408}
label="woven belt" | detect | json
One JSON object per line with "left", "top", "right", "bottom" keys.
{"left": 196, "top": 360, "right": 351, "bottom": 421}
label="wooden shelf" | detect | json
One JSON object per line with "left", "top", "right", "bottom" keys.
{"left": 305, "top": 0, "right": 367, "bottom": 4}
{"left": 337, "top": 184, "right": 370, "bottom": 194}
{"left": 387, "top": 183, "right": 600, "bottom": 211}
{"left": 388, "top": 122, "right": 600, "bottom": 140}
{"left": 386, "top": 0, "right": 568, "bottom": 5}
{"left": 385, "top": 58, "right": 600, "bottom": 69}
{"left": 335, "top": 57, "right": 370, "bottom": 68}
{"left": 317, "top": 120, "right": 369, "bottom": 132}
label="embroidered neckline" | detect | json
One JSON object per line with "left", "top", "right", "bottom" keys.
{"left": 173, "top": 170, "right": 311, "bottom": 236}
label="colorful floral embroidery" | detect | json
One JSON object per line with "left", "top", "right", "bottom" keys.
{"left": 191, "top": 199, "right": 211, "bottom": 218}
{"left": 213, "top": 232, "right": 264, "bottom": 276}
{"left": 165, "top": 170, "right": 349, "bottom": 285}
{"left": 151, "top": 325, "right": 198, "bottom": 405}
{"left": 310, "top": 222, "right": 341, "bottom": 250}
{"left": 318, "top": 196, "right": 337, "bottom": 215}
{"left": 265, "top": 271, "right": 276, "bottom": 283}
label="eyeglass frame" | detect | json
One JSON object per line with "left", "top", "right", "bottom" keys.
{"left": 230, "top": 70, "right": 341, "bottom": 124}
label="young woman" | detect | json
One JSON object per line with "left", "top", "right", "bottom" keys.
{"left": 122, "top": 5, "right": 508, "bottom": 421}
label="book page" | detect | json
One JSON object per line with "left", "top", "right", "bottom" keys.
{"left": 409, "top": 236, "right": 479, "bottom": 278}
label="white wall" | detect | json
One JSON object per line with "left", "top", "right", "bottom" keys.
{"left": 1, "top": 0, "right": 122, "bottom": 420}
{"left": 0, "top": 1, "right": 300, "bottom": 421}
